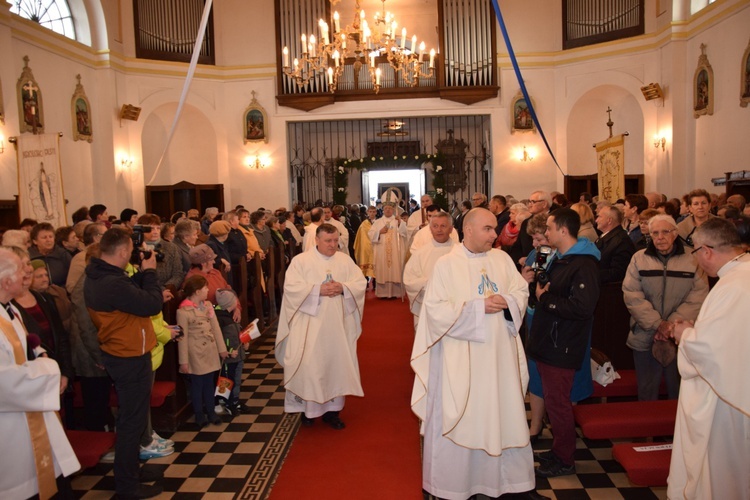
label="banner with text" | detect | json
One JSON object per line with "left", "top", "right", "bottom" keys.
{"left": 16, "top": 133, "right": 67, "bottom": 227}
{"left": 595, "top": 134, "right": 626, "bottom": 203}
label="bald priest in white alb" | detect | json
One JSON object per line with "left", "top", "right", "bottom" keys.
{"left": 411, "top": 209, "right": 538, "bottom": 500}
{"left": 403, "top": 212, "right": 456, "bottom": 331}
{"left": 275, "top": 223, "right": 367, "bottom": 429}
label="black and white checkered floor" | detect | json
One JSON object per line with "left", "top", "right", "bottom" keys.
{"left": 70, "top": 332, "right": 668, "bottom": 499}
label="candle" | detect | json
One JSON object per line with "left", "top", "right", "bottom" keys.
{"left": 401, "top": 28, "right": 407, "bottom": 49}
{"left": 341, "top": 33, "right": 346, "bottom": 50}
{"left": 419, "top": 41, "right": 425, "bottom": 59}
{"left": 301, "top": 34, "right": 306, "bottom": 53}
{"left": 370, "top": 52, "right": 375, "bottom": 68}
{"left": 283, "top": 46, "right": 289, "bottom": 67}
{"left": 360, "top": 9, "right": 365, "bottom": 21}
{"left": 411, "top": 35, "right": 417, "bottom": 52}
{"left": 429, "top": 48, "right": 435, "bottom": 68}
{"left": 309, "top": 35, "right": 316, "bottom": 57}
{"left": 293, "top": 58, "right": 299, "bottom": 70}
{"left": 375, "top": 67, "right": 381, "bottom": 86}
{"left": 328, "top": 67, "right": 334, "bottom": 85}
{"left": 333, "top": 11, "right": 340, "bottom": 32}
{"left": 333, "top": 50, "right": 340, "bottom": 67}
{"left": 391, "top": 21, "right": 397, "bottom": 38}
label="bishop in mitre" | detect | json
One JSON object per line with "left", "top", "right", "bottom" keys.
{"left": 368, "top": 202, "right": 407, "bottom": 298}
{"left": 411, "top": 209, "right": 540, "bottom": 499}
{"left": 403, "top": 211, "right": 456, "bottom": 331}
{"left": 275, "top": 223, "right": 367, "bottom": 429}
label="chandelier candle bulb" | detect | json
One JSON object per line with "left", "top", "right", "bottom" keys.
{"left": 333, "top": 11, "right": 340, "bottom": 33}
{"left": 301, "top": 34, "right": 306, "bottom": 53}
{"left": 411, "top": 35, "right": 417, "bottom": 53}
{"left": 419, "top": 41, "right": 425, "bottom": 58}
{"left": 401, "top": 28, "right": 407, "bottom": 49}
{"left": 376, "top": 67, "right": 381, "bottom": 86}
{"left": 429, "top": 49, "right": 435, "bottom": 68}
{"left": 283, "top": 46, "right": 289, "bottom": 67}
{"left": 309, "top": 35, "right": 315, "bottom": 56}
{"left": 328, "top": 67, "right": 333, "bottom": 85}
{"left": 293, "top": 58, "right": 299, "bottom": 70}
{"left": 341, "top": 33, "right": 346, "bottom": 49}
{"left": 333, "top": 50, "right": 340, "bottom": 67}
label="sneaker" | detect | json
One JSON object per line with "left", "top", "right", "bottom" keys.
{"left": 534, "top": 454, "right": 575, "bottom": 478}
{"left": 139, "top": 440, "right": 174, "bottom": 460}
{"left": 151, "top": 431, "right": 174, "bottom": 448}
{"left": 533, "top": 450, "right": 556, "bottom": 464}
{"left": 100, "top": 450, "right": 116, "bottom": 463}
{"left": 232, "top": 402, "right": 253, "bottom": 415}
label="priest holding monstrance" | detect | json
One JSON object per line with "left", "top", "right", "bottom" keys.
{"left": 275, "top": 224, "right": 366, "bottom": 429}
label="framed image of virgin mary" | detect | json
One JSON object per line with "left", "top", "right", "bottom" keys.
{"left": 510, "top": 91, "right": 535, "bottom": 133}
{"left": 71, "top": 75, "right": 93, "bottom": 142}
{"left": 693, "top": 43, "right": 714, "bottom": 118}
{"left": 243, "top": 91, "right": 268, "bottom": 144}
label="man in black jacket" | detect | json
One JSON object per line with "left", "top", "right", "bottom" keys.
{"left": 85, "top": 227, "right": 164, "bottom": 499}
{"left": 527, "top": 208, "right": 600, "bottom": 478}
{"left": 595, "top": 205, "right": 635, "bottom": 283}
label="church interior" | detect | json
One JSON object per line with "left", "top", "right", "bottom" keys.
{"left": 1, "top": 0, "right": 749, "bottom": 498}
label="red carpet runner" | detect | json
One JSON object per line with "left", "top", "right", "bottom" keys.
{"left": 270, "top": 290, "right": 423, "bottom": 499}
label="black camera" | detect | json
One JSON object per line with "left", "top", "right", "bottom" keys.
{"left": 533, "top": 245, "right": 553, "bottom": 286}
{"left": 130, "top": 225, "right": 165, "bottom": 265}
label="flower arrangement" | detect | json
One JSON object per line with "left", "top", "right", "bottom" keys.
{"left": 332, "top": 153, "right": 449, "bottom": 209}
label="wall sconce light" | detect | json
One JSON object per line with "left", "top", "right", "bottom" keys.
{"left": 247, "top": 154, "right": 270, "bottom": 170}
{"left": 0, "top": 134, "right": 4, "bottom": 154}
{"left": 653, "top": 136, "right": 666, "bottom": 151}
{"left": 519, "top": 146, "right": 534, "bottom": 162}
{"left": 118, "top": 155, "right": 133, "bottom": 169}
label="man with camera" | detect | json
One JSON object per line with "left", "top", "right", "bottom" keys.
{"left": 85, "top": 227, "right": 165, "bottom": 499}
{"left": 526, "top": 208, "right": 600, "bottom": 478}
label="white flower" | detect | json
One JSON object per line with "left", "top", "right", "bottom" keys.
{"left": 379, "top": 156, "right": 384, "bottom": 160}
{"left": 338, "top": 166, "right": 345, "bottom": 173}
{"left": 371, "top": 157, "right": 376, "bottom": 161}
{"left": 394, "top": 156, "right": 398, "bottom": 160}
{"left": 436, "top": 188, "right": 443, "bottom": 194}
{"left": 435, "top": 165, "right": 443, "bottom": 172}
{"left": 402, "top": 156, "right": 407, "bottom": 159}
{"left": 414, "top": 156, "right": 419, "bottom": 159}
{"left": 338, "top": 187, "right": 345, "bottom": 192}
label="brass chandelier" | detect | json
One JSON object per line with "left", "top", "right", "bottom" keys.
{"left": 282, "top": 0, "right": 436, "bottom": 94}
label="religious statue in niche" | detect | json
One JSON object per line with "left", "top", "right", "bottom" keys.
{"left": 740, "top": 37, "right": 750, "bottom": 108}
{"left": 16, "top": 55, "right": 44, "bottom": 134}
{"left": 693, "top": 43, "right": 714, "bottom": 118}
{"left": 71, "top": 74, "right": 93, "bottom": 142}
{"left": 243, "top": 90, "right": 269, "bottom": 144}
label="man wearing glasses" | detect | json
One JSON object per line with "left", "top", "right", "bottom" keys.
{"left": 510, "top": 191, "right": 552, "bottom": 267}
{"left": 622, "top": 215, "right": 707, "bottom": 401}
{"left": 668, "top": 217, "right": 750, "bottom": 499}
{"left": 471, "top": 192, "right": 488, "bottom": 208}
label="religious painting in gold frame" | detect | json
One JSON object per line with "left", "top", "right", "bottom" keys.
{"left": 16, "top": 55, "right": 45, "bottom": 134}
{"left": 693, "top": 43, "right": 714, "bottom": 118}
{"left": 243, "top": 91, "right": 268, "bottom": 144}
{"left": 740, "top": 37, "right": 750, "bottom": 108}
{"left": 71, "top": 75, "right": 93, "bottom": 143}
{"left": 510, "top": 91, "right": 536, "bottom": 134}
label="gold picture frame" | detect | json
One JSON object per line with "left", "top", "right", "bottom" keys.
{"left": 741, "top": 37, "right": 750, "bottom": 108}
{"left": 510, "top": 91, "right": 536, "bottom": 134}
{"left": 16, "top": 55, "right": 44, "bottom": 134}
{"left": 243, "top": 91, "right": 268, "bottom": 144}
{"left": 693, "top": 43, "right": 714, "bottom": 118}
{"left": 71, "top": 75, "right": 93, "bottom": 143}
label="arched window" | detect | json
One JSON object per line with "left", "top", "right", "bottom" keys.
{"left": 10, "top": 0, "right": 77, "bottom": 41}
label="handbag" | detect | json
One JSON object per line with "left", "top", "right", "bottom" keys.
{"left": 590, "top": 347, "right": 619, "bottom": 387}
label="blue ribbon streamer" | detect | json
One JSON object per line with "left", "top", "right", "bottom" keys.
{"left": 490, "top": 0, "right": 565, "bottom": 177}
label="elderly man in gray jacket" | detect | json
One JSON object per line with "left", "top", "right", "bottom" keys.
{"left": 622, "top": 214, "right": 708, "bottom": 401}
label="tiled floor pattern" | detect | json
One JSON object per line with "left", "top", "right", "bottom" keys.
{"left": 70, "top": 332, "right": 668, "bottom": 500}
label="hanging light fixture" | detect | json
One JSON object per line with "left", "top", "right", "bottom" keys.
{"left": 282, "top": 0, "right": 436, "bottom": 94}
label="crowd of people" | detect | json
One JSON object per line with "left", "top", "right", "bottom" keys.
{"left": 1, "top": 188, "right": 748, "bottom": 499}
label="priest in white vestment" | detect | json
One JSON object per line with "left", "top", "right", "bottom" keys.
{"left": 323, "top": 206, "right": 350, "bottom": 255}
{"left": 411, "top": 209, "right": 540, "bottom": 500}
{"left": 410, "top": 218, "right": 460, "bottom": 254}
{"left": 0, "top": 248, "right": 80, "bottom": 499}
{"left": 302, "top": 207, "right": 324, "bottom": 253}
{"left": 668, "top": 218, "right": 750, "bottom": 500}
{"left": 275, "top": 223, "right": 366, "bottom": 429}
{"left": 368, "top": 203, "right": 408, "bottom": 298}
{"left": 403, "top": 212, "right": 456, "bottom": 331}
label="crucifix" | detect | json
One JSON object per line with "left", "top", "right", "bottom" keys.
{"left": 605, "top": 106, "right": 614, "bottom": 138}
